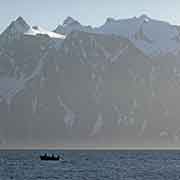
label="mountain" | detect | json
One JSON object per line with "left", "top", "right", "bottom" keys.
{"left": 0, "top": 30, "right": 153, "bottom": 147}
{"left": 0, "top": 17, "right": 65, "bottom": 47}
{"left": 55, "top": 15, "right": 180, "bottom": 57}
{"left": 0, "top": 17, "right": 30, "bottom": 44}
{"left": 98, "top": 15, "right": 180, "bottom": 56}
{"left": 54, "top": 16, "right": 93, "bottom": 35}
{"left": 1, "top": 16, "right": 180, "bottom": 148}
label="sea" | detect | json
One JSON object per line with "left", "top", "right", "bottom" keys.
{"left": 1, "top": 150, "right": 180, "bottom": 180}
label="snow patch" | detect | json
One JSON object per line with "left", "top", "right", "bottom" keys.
{"left": 138, "top": 120, "right": 147, "bottom": 136}
{"left": 109, "top": 46, "right": 129, "bottom": 64}
{"left": 57, "top": 96, "right": 75, "bottom": 129}
{"left": 79, "top": 58, "right": 85, "bottom": 65}
{"left": 80, "top": 46, "right": 88, "bottom": 59}
{"left": 40, "top": 74, "right": 46, "bottom": 88}
{"left": 113, "top": 105, "right": 123, "bottom": 126}
{"left": 90, "top": 113, "right": 103, "bottom": 136}
{"left": 32, "top": 96, "right": 38, "bottom": 114}
{"left": 25, "top": 51, "right": 48, "bottom": 82}
{"left": 129, "top": 117, "right": 135, "bottom": 125}
{"left": 174, "top": 129, "right": 180, "bottom": 142}
{"left": 132, "top": 99, "right": 138, "bottom": 109}
{"left": 91, "top": 72, "right": 96, "bottom": 80}
{"left": 160, "top": 130, "right": 169, "bottom": 137}
{"left": 92, "top": 39, "right": 111, "bottom": 59}
{"left": 25, "top": 26, "right": 66, "bottom": 39}
{"left": 55, "top": 64, "right": 60, "bottom": 73}
{"left": 64, "top": 47, "right": 69, "bottom": 55}
{"left": 151, "top": 90, "right": 155, "bottom": 97}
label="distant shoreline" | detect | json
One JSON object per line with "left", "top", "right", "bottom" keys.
{"left": 1, "top": 147, "right": 180, "bottom": 151}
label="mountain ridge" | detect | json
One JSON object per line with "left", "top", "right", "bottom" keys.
{"left": 1, "top": 16, "right": 180, "bottom": 147}
{"left": 1, "top": 15, "right": 180, "bottom": 56}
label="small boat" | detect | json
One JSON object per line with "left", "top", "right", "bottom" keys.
{"left": 40, "top": 153, "right": 60, "bottom": 161}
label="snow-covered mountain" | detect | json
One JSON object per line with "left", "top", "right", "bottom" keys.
{"left": 2, "top": 15, "right": 180, "bottom": 57}
{"left": 55, "top": 15, "right": 180, "bottom": 56}
{"left": 98, "top": 15, "right": 180, "bottom": 56}
{"left": 1, "top": 16, "right": 180, "bottom": 148}
{"left": 0, "top": 17, "right": 65, "bottom": 46}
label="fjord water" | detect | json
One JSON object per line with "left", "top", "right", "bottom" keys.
{"left": 1, "top": 150, "right": 180, "bottom": 180}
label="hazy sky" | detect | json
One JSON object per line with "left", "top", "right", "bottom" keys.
{"left": 0, "top": 0, "right": 179, "bottom": 32}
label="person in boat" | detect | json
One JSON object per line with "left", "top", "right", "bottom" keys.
{"left": 40, "top": 153, "right": 61, "bottom": 160}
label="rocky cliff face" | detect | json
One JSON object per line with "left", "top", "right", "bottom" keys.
{"left": 1, "top": 17, "right": 180, "bottom": 148}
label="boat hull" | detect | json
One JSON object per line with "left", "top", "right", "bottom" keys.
{"left": 40, "top": 155, "right": 60, "bottom": 161}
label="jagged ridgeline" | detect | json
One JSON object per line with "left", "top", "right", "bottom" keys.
{"left": 0, "top": 15, "right": 180, "bottom": 148}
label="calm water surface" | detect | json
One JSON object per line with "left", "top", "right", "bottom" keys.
{"left": 1, "top": 150, "right": 180, "bottom": 180}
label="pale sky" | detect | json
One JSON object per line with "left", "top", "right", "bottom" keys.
{"left": 0, "top": 0, "right": 179, "bottom": 32}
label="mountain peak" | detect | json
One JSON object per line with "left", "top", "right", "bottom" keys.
{"left": 105, "top": 17, "right": 116, "bottom": 24}
{"left": 15, "top": 16, "right": 27, "bottom": 24}
{"left": 139, "top": 14, "right": 151, "bottom": 21}
{"left": 0, "top": 16, "right": 30, "bottom": 43}
{"left": 63, "top": 16, "right": 80, "bottom": 27}
{"left": 5, "top": 16, "right": 30, "bottom": 34}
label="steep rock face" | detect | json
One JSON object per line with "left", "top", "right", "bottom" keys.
{"left": 1, "top": 23, "right": 180, "bottom": 147}
{"left": 0, "top": 30, "right": 153, "bottom": 147}
{"left": 0, "top": 35, "right": 54, "bottom": 77}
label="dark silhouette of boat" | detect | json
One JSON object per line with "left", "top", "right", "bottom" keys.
{"left": 40, "top": 153, "right": 60, "bottom": 161}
